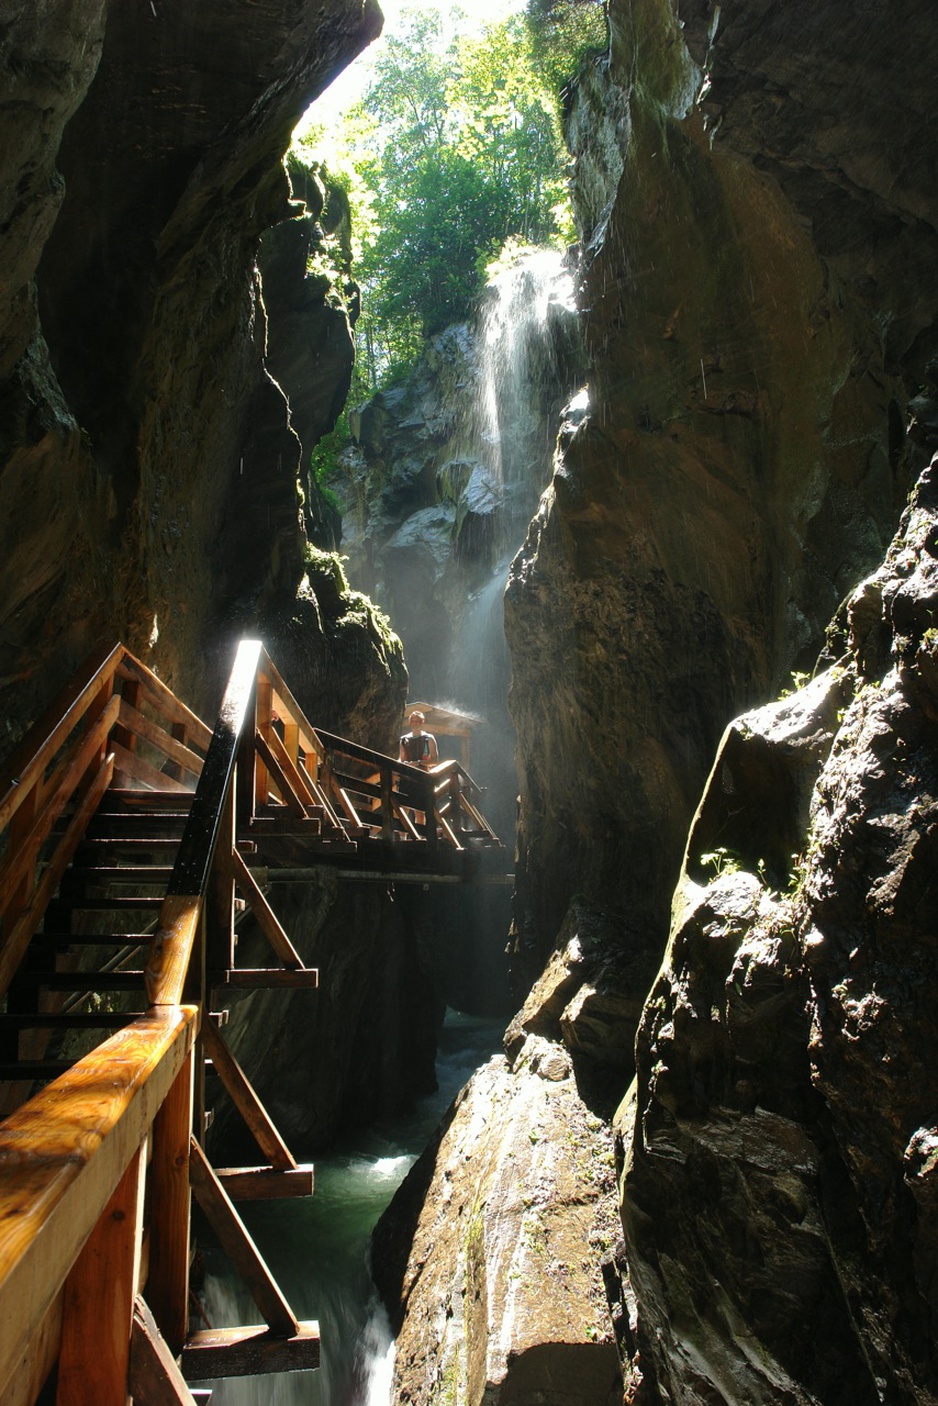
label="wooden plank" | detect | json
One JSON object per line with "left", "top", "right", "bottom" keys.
{"left": 200, "top": 1020, "right": 295, "bottom": 1172}
{"left": 187, "top": 1139, "right": 297, "bottom": 1337}
{"left": 0, "top": 643, "right": 122, "bottom": 833}
{"left": 117, "top": 698, "right": 205, "bottom": 781}
{"left": 0, "top": 693, "right": 120, "bottom": 909}
{"left": 181, "top": 1321, "right": 320, "bottom": 1381}
{"left": 1, "top": 1292, "right": 62, "bottom": 1406}
{"left": 147, "top": 1053, "right": 194, "bottom": 1355}
{"left": 205, "top": 792, "right": 235, "bottom": 978}
{"left": 253, "top": 729, "right": 307, "bottom": 818}
{"left": 230, "top": 851, "right": 303, "bottom": 969}
{"left": 218, "top": 969, "right": 319, "bottom": 990}
{"left": 0, "top": 1007, "right": 197, "bottom": 1402}
{"left": 261, "top": 652, "right": 323, "bottom": 761}
{"left": 254, "top": 670, "right": 272, "bottom": 812}
{"left": 0, "top": 753, "right": 115, "bottom": 1001}
{"left": 263, "top": 726, "right": 321, "bottom": 811}
{"left": 111, "top": 741, "right": 193, "bottom": 794}
{"left": 146, "top": 894, "right": 202, "bottom": 1007}
{"left": 57, "top": 1143, "right": 146, "bottom": 1405}
{"left": 215, "top": 1165, "right": 315, "bottom": 1201}
{"left": 118, "top": 656, "right": 213, "bottom": 752}
{"left": 130, "top": 1296, "right": 197, "bottom": 1406}
{"left": 171, "top": 640, "right": 261, "bottom": 898}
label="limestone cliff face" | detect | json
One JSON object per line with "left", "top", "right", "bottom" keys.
{"left": 619, "top": 454, "right": 938, "bottom": 1404}
{"left": 0, "top": 0, "right": 381, "bottom": 734}
{"left": 505, "top": 0, "right": 937, "bottom": 998}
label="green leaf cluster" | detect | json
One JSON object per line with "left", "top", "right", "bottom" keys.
{"left": 297, "top": 4, "right": 591, "bottom": 395}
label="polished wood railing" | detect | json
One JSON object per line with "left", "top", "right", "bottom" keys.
{"left": 0, "top": 641, "right": 317, "bottom": 1406}
{"left": 246, "top": 649, "right": 499, "bottom": 852}
{"left": 0, "top": 636, "right": 500, "bottom": 1406}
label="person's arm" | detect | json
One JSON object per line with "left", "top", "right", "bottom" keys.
{"left": 426, "top": 732, "right": 439, "bottom": 766}
{"left": 399, "top": 736, "right": 407, "bottom": 763}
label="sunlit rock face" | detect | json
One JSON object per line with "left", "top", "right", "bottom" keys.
{"left": 373, "top": 1038, "right": 623, "bottom": 1406}
{"left": 619, "top": 457, "right": 938, "bottom": 1403}
{"left": 0, "top": 0, "right": 381, "bottom": 732}
{"left": 505, "top": 0, "right": 937, "bottom": 998}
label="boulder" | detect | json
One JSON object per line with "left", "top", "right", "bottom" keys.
{"left": 372, "top": 1041, "right": 623, "bottom": 1406}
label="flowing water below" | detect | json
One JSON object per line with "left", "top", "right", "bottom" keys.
{"left": 199, "top": 1011, "right": 504, "bottom": 1406}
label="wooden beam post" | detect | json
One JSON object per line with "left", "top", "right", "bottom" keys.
{"left": 200, "top": 1019, "right": 296, "bottom": 1171}
{"left": 146, "top": 1052, "right": 194, "bottom": 1356}
{"left": 57, "top": 1143, "right": 146, "bottom": 1406}
{"left": 188, "top": 1139, "right": 297, "bottom": 1338}
{"left": 129, "top": 1297, "right": 197, "bottom": 1406}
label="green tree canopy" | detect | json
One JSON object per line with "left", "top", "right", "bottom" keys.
{"left": 298, "top": 5, "right": 586, "bottom": 392}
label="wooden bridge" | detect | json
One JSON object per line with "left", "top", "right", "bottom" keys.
{"left": 0, "top": 639, "right": 501, "bottom": 1405}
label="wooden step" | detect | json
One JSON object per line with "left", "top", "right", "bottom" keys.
{"left": 38, "top": 932, "right": 156, "bottom": 948}
{"left": 213, "top": 969, "right": 319, "bottom": 991}
{"left": 104, "top": 788, "right": 196, "bottom": 809}
{"left": 9, "top": 970, "right": 146, "bottom": 992}
{"left": 66, "top": 865, "right": 175, "bottom": 883}
{"left": 181, "top": 1322, "right": 320, "bottom": 1382}
{"left": 0, "top": 1060, "right": 74, "bottom": 1080}
{"left": 215, "top": 1165, "right": 315, "bottom": 1201}
{"left": 0, "top": 1012, "right": 140, "bottom": 1031}
{"left": 55, "top": 895, "right": 165, "bottom": 911}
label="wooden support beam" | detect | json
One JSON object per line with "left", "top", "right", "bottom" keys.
{"left": 181, "top": 1321, "right": 320, "bottom": 1382}
{"left": 57, "top": 1142, "right": 146, "bottom": 1406}
{"left": 0, "top": 753, "right": 115, "bottom": 1001}
{"left": 112, "top": 741, "right": 193, "bottom": 795}
{"left": 200, "top": 1020, "right": 295, "bottom": 1172}
{"left": 215, "top": 1165, "right": 315, "bottom": 1201}
{"left": 117, "top": 698, "right": 205, "bottom": 781}
{"left": 146, "top": 894, "right": 202, "bottom": 1007}
{"left": 147, "top": 1052, "right": 194, "bottom": 1355}
{"left": 230, "top": 850, "right": 303, "bottom": 969}
{"left": 0, "top": 643, "right": 122, "bottom": 833}
{"left": 0, "top": 693, "right": 120, "bottom": 911}
{"left": 130, "top": 1297, "right": 198, "bottom": 1406}
{"left": 253, "top": 730, "right": 307, "bottom": 819}
{"left": 117, "top": 657, "right": 213, "bottom": 752}
{"left": 187, "top": 1139, "right": 297, "bottom": 1338}
{"left": 217, "top": 969, "right": 319, "bottom": 990}
{"left": 0, "top": 1007, "right": 196, "bottom": 1403}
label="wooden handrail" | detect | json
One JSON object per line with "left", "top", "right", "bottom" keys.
{"left": 0, "top": 1006, "right": 197, "bottom": 1404}
{"left": 0, "top": 642, "right": 122, "bottom": 832}
{"left": 146, "top": 640, "right": 261, "bottom": 1007}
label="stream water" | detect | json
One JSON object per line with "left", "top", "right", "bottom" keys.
{"left": 198, "top": 1011, "right": 504, "bottom": 1405}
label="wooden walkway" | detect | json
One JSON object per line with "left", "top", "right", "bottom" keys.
{"left": 0, "top": 640, "right": 502, "bottom": 1405}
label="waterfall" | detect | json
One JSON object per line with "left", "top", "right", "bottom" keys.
{"left": 439, "top": 248, "right": 578, "bottom": 839}
{"left": 471, "top": 247, "right": 577, "bottom": 552}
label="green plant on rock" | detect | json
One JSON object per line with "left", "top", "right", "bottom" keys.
{"left": 698, "top": 846, "right": 742, "bottom": 879}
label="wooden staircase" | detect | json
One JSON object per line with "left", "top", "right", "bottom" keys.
{"left": 0, "top": 638, "right": 504, "bottom": 1406}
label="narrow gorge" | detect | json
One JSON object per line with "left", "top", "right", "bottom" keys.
{"left": 1, "top": 1, "right": 937, "bottom": 1405}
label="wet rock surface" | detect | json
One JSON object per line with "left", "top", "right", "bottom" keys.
{"left": 506, "top": 0, "right": 936, "bottom": 989}
{"left": 619, "top": 458, "right": 938, "bottom": 1403}
{"left": 373, "top": 1038, "right": 622, "bottom": 1406}
{"left": 0, "top": 0, "right": 381, "bottom": 731}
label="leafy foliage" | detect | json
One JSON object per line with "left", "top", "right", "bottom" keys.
{"left": 297, "top": 6, "right": 579, "bottom": 393}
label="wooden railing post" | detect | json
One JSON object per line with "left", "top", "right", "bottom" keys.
{"left": 146, "top": 1051, "right": 194, "bottom": 1356}
{"left": 56, "top": 1143, "right": 146, "bottom": 1406}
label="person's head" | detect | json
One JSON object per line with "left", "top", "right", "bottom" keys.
{"left": 408, "top": 710, "right": 425, "bottom": 731}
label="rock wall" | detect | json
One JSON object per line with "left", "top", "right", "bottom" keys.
{"left": 505, "top": 0, "right": 938, "bottom": 1000}
{"left": 0, "top": 0, "right": 381, "bottom": 734}
{"left": 0, "top": 1, "right": 460, "bottom": 1144}
{"left": 619, "top": 453, "right": 938, "bottom": 1404}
